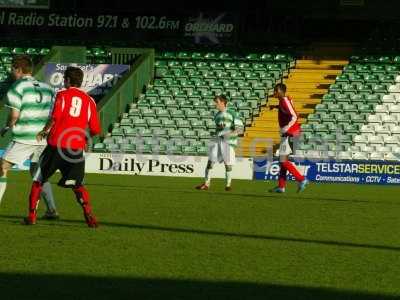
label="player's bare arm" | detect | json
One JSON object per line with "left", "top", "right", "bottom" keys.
{"left": 1, "top": 108, "right": 19, "bottom": 137}
{"left": 36, "top": 119, "right": 55, "bottom": 142}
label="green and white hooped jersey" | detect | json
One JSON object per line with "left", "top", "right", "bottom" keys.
{"left": 214, "top": 108, "right": 244, "bottom": 147}
{"left": 6, "top": 76, "right": 54, "bottom": 145}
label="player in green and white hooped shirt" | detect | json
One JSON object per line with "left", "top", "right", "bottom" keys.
{"left": 196, "top": 95, "right": 244, "bottom": 191}
{"left": 0, "top": 55, "right": 59, "bottom": 219}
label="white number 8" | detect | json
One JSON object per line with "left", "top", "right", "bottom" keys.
{"left": 69, "top": 97, "right": 82, "bottom": 117}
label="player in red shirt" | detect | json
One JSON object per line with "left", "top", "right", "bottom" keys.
{"left": 24, "top": 66, "right": 101, "bottom": 227}
{"left": 269, "top": 83, "right": 308, "bottom": 193}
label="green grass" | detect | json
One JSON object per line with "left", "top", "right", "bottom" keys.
{"left": 0, "top": 171, "right": 399, "bottom": 300}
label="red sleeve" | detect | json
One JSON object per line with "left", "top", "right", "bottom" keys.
{"left": 282, "top": 97, "right": 297, "bottom": 119}
{"left": 51, "top": 93, "right": 64, "bottom": 121}
{"left": 88, "top": 99, "right": 101, "bottom": 136}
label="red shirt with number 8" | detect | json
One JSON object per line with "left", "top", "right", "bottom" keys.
{"left": 47, "top": 87, "right": 101, "bottom": 150}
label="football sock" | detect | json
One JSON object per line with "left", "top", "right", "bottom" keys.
{"left": 205, "top": 168, "right": 212, "bottom": 186}
{"left": 278, "top": 163, "right": 287, "bottom": 188}
{"left": 73, "top": 185, "right": 92, "bottom": 216}
{"left": 30, "top": 163, "right": 57, "bottom": 213}
{"left": 0, "top": 176, "right": 7, "bottom": 204}
{"left": 28, "top": 181, "right": 42, "bottom": 221}
{"left": 282, "top": 161, "right": 305, "bottom": 182}
{"left": 225, "top": 170, "right": 232, "bottom": 187}
{"left": 41, "top": 182, "right": 57, "bottom": 213}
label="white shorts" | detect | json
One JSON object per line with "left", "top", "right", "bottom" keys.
{"left": 277, "top": 136, "right": 294, "bottom": 156}
{"left": 208, "top": 138, "right": 236, "bottom": 165}
{"left": 1, "top": 142, "right": 46, "bottom": 165}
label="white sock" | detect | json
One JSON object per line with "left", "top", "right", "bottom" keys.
{"left": 0, "top": 177, "right": 7, "bottom": 204}
{"left": 205, "top": 168, "right": 211, "bottom": 186}
{"left": 225, "top": 170, "right": 232, "bottom": 187}
{"left": 42, "top": 182, "right": 57, "bottom": 212}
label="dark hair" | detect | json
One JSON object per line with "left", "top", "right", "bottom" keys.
{"left": 274, "top": 83, "right": 286, "bottom": 94}
{"left": 214, "top": 94, "right": 228, "bottom": 105}
{"left": 12, "top": 55, "right": 33, "bottom": 74}
{"left": 64, "top": 66, "right": 84, "bottom": 87}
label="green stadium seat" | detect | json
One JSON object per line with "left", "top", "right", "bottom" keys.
{"left": 190, "top": 140, "right": 204, "bottom": 147}
{"left": 342, "top": 104, "right": 358, "bottom": 113}
{"left": 106, "top": 143, "right": 120, "bottom": 152}
{"left": 373, "top": 84, "right": 387, "bottom": 93}
{"left": 133, "top": 119, "right": 147, "bottom": 128}
{"left": 204, "top": 53, "right": 216, "bottom": 60}
{"left": 148, "top": 119, "right": 162, "bottom": 127}
{"left": 11, "top": 47, "right": 25, "bottom": 55}
{"left": 111, "top": 128, "right": 124, "bottom": 137}
{"left": 335, "top": 114, "right": 351, "bottom": 125}
{"left": 93, "top": 143, "right": 106, "bottom": 152}
{"left": 335, "top": 74, "right": 348, "bottom": 83}
{"left": 176, "top": 119, "right": 191, "bottom": 129}
{"left": 177, "top": 52, "right": 190, "bottom": 59}
{"left": 198, "top": 130, "right": 211, "bottom": 140}
{"left": 364, "top": 74, "right": 379, "bottom": 83}
{"left": 161, "top": 119, "right": 176, "bottom": 128}
{"left": 335, "top": 94, "right": 350, "bottom": 104}
{"left": 156, "top": 108, "right": 170, "bottom": 117}
{"left": 0, "top": 47, "right": 11, "bottom": 55}
{"left": 166, "top": 145, "right": 182, "bottom": 155}
{"left": 137, "top": 128, "right": 153, "bottom": 137}
{"left": 120, "top": 144, "right": 136, "bottom": 153}
{"left": 182, "top": 146, "right": 197, "bottom": 155}
{"left": 377, "top": 56, "right": 391, "bottom": 64}
{"left": 190, "top": 119, "right": 205, "bottom": 129}
{"left": 315, "top": 104, "right": 328, "bottom": 112}
{"left": 357, "top": 65, "right": 370, "bottom": 74}
{"left": 350, "top": 94, "right": 365, "bottom": 103}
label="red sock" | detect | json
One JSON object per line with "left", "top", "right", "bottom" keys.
{"left": 73, "top": 185, "right": 92, "bottom": 215}
{"left": 282, "top": 161, "right": 305, "bottom": 182}
{"left": 278, "top": 163, "right": 287, "bottom": 188}
{"left": 29, "top": 181, "right": 42, "bottom": 220}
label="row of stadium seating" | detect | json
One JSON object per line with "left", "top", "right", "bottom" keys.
{"left": 156, "top": 51, "right": 295, "bottom": 65}
{"left": 93, "top": 51, "right": 292, "bottom": 154}
{"left": 298, "top": 54, "right": 400, "bottom": 160}
{"left": 349, "top": 55, "right": 400, "bottom": 64}
{"left": 342, "top": 64, "right": 400, "bottom": 74}
{"left": 94, "top": 136, "right": 210, "bottom": 155}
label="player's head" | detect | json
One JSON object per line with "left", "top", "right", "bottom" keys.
{"left": 11, "top": 55, "right": 33, "bottom": 80}
{"left": 64, "top": 66, "right": 84, "bottom": 88}
{"left": 274, "top": 83, "right": 286, "bottom": 98}
{"left": 214, "top": 94, "right": 228, "bottom": 111}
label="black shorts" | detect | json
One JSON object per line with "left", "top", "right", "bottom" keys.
{"left": 34, "top": 145, "right": 85, "bottom": 188}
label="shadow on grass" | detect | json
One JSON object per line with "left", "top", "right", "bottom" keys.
{"left": 0, "top": 215, "right": 399, "bottom": 252}
{"left": 0, "top": 272, "right": 397, "bottom": 300}
{"left": 84, "top": 182, "right": 400, "bottom": 206}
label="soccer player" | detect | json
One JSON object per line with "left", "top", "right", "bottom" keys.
{"left": 269, "top": 83, "right": 308, "bottom": 193}
{"left": 24, "top": 66, "right": 101, "bottom": 227}
{"left": 196, "top": 95, "right": 243, "bottom": 191}
{"left": 0, "top": 55, "right": 59, "bottom": 219}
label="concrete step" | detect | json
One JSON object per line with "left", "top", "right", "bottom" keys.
{"left": 244, "top": 131, "right": 282, "bottom": 139}
{"left": 287, "top": 73, "right": 338, "bottom": 80}
{"left": 296, "top": 59, "right": 349, "bottom": 65}
{"left": 282, "top": 82, "right": 332, "bottom": 89}
{"left": 290, "top": 69, "right": 343, "bottom": 75}
{"left": 285, "top": 78, "right": 335, "bottom": 84}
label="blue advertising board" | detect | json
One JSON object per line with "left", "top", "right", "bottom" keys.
{"left": 44, "top": 63, "right": 129, "bottom": 101}
{"left": 254, "top": 158, "right": 400, "bottom": 185}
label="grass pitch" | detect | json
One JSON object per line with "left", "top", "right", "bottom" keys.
{"left": 0, "top": 171, "right": 399, "bottom": 300}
